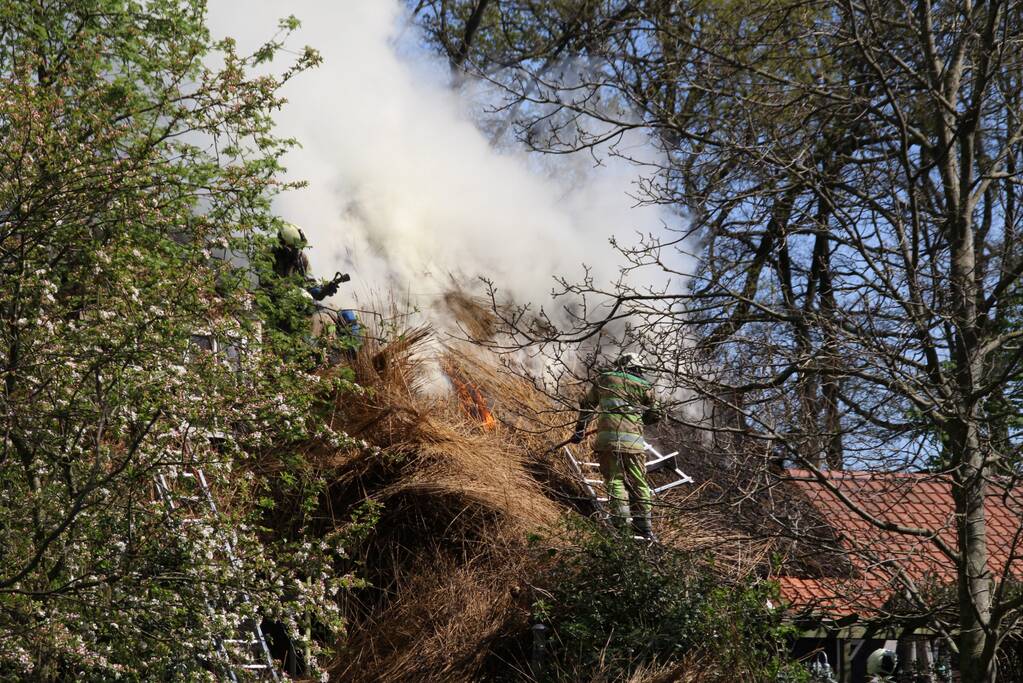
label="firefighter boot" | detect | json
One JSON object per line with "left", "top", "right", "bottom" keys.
{"left": 632, "top": 510, "right": 657, "bottom": 543}
{"left": 610, "top": 501, "right": 632, "bottom": 535}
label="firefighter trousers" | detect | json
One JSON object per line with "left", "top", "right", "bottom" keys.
{"left": 597, "top": 449, "right": 653, "bottom": 533}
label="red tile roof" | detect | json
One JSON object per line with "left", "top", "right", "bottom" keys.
{"left": 775, "top": 469, "right": 1023, "bottom": 618}
{"left": 776, "top": 576, "right": 861, "bottom": 617}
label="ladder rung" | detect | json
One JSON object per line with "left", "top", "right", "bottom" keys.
{"left": 645, "top": 452, "right": 678, "bottom": 471}
{"left": 654, "top": 477, "right": 692, "bottom": 494}
{"left": 156, "top": 467, "right": 280, "bottom": 683}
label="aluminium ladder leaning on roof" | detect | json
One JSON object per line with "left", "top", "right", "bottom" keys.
{"left": 562, "top": 441, "right": 693, "bottom": 521}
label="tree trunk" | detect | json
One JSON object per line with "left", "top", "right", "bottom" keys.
{"left": 821, "top": 377, "right": 843, "bottom": 470}
{"left": 949, "top": 178, "right": 996, "bottom": 681}
{"left": 952, "top": 423, "right": 996, "bottom": 683}
{"left": 814, "top": 197, "right": 842, "bottom": 470}
{"left": 450, "top": 0, "right": 492, "bottom": 71}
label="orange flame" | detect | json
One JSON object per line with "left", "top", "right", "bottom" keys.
{"left": 447, "top": 371, "right": 497, "bottom": 430}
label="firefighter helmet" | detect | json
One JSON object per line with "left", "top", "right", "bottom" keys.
{"left": 278, "top": 222, "right": 307, "bottom": 249}
{"left": 866, "top": 648, "right": 898, "bottom": 677}
{"left": 617, "top": 351, "right": 645, "bottom": 370}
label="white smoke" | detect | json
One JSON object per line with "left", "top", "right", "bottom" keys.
{"left": 205, "top": 0, "right": 689, "bottom": 337}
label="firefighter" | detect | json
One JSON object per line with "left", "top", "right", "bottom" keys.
{"left": 338, "top": 309, "right": 363, "bottom": 357}
{"left": 269, "top": 222, "right": 353, "bottom": 344}
{"left": 866, "top": 648, "right": 898, "bottom": 682}
{"left": 273, "top": 223, "right": 340, "bottom": 302}
{"left": 571, "top": 352, "right": 662, "bottom": 540}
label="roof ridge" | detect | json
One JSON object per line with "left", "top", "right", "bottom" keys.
{"left": 785, "top": 468, "right": 945, "bottom": 480}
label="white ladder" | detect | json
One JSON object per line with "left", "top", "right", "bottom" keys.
{"left": 562, "top": 442, "right": 694, "bottom": 512}
{"left": 155, "top": 466, "right": 281, "bottom": 682}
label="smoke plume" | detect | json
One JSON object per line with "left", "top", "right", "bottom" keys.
{"left": 205, "top": 0, "right": 688, "bottom": 337}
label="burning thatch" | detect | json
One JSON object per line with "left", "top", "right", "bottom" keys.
{"left": 443, "top": 359, "right": 498, "bottom": 431}
{"left": 256, "top": 298, "right": 775, "bottom": 681}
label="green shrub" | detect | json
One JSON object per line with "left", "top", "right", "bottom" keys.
{"left": 530, "top": 522, "right": 804, "bottom": 681}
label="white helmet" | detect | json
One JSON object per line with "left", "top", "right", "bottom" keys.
{"left": 278, "top": 222, "right": 307, "bottom": 249}
{"left": 617, "top": 351, "right": 645, "bottom": 370}
{"left": 866, "top": 648, "right": 897, "bottom": 676}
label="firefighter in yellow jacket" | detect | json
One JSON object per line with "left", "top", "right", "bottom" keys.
{"left": 571, "top": 352, "right": 663, "bottom": 540}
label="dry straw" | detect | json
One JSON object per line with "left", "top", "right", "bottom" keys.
{"left": 260, "top": 297, "right": 773, "bottom": 681}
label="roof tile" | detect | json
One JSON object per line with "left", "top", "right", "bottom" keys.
{"left": 777, "top": 470, "right": 1023, "bottom": 618}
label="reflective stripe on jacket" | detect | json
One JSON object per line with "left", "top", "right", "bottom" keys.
{"left": 578, "top": 370, "right": 660, "bottom": 453}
